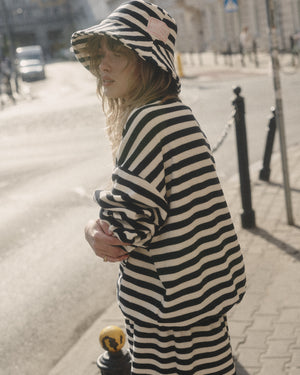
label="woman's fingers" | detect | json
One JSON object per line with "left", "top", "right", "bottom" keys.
{"left": 85, "top": 219, "right": 129, "bottom": 262}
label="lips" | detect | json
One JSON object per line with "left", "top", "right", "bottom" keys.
{"left": 102, "top": 77, "right": 114, "bottom": 86}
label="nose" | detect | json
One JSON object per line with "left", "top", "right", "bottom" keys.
{"left": 99, "top": 55, "right": 111, "bottom": 72}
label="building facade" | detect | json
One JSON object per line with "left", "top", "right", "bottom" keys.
{"left": 196, "top": 0, "right": 300, "bottom": 53}
{"left": 1, "top": 0, "right": 300, "bottom": 60}
{"left": 161, "top": 0, "right": 300, "bottom": 53}
{"left": 0, "top": 0, "right": 72, "bottom": 59}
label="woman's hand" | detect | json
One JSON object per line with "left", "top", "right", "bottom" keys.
{"left": 84, "top": 219, "right": 129, "bottom": 262}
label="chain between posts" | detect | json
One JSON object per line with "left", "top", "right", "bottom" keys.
{"left": 211, "top": 113, "right": 234, "bottom": 153}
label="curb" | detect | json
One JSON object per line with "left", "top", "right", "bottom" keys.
{"left": 49, "top": 302, "right": 126, "bottom": 375}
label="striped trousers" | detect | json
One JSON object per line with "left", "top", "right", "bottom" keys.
{"left": 125, "top": 315, "right": 236, "bottom": 375}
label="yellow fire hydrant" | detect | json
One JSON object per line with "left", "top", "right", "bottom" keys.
{"left": 97, "top": 325, "right": 131, "bottom": 374}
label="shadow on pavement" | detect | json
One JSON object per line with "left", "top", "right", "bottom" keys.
{"left": 235, "top": 360, "right": 250, "bottom": 375}
{"left": 249, "top": 226, "right": 300, "bottom": 261}
{"left": 267, "top": 180, "right": 300, "bottom": 194}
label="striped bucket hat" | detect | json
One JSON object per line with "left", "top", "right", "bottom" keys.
{"left": 71, "top": 0, "right": 180, "bottom": 92}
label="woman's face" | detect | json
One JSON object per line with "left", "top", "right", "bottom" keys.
{"left": 98, "top": 39, "right": 139, "bottom": 100}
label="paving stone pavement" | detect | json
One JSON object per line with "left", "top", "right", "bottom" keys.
{"left": 49, "top": 54, "right": 300, "bottom": 375}
{"left": 226, "top": 146, "right": 300, "bottom": 375}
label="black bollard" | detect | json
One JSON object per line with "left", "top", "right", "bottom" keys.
{"left": 253, "top": 39, "right": 259, "bottom": 68}
{"left": 227, "top": 43, "right": 233, "bottom": 66}
{"left": 232, "top": 87, "right": 256, "bottom": 229}
{"left": 259, "top": 107, "right": 276, "bottom": 182}
{"left": 97, "top": 350, "right": 131, "bottom": 375}
{"left": 97, "top": 325, "right": 131, "bottom": 375}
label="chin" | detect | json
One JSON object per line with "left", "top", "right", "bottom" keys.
{"left": 103, "top": 91, "right": 118, "bottom": 99}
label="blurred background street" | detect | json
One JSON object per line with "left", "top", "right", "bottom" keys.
{"left": 0, "top": 54, "right": 299, "bottom": 375}
{"left": 1, "top": 0, "right": 300, "bottom": 374}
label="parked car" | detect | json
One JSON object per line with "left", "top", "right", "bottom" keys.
{"left": 16, "top": 45, "right": 46, "bottom": 81}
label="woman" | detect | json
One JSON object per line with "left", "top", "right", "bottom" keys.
{"left": 71, "top": 1, "right": 246, "bottom": 374}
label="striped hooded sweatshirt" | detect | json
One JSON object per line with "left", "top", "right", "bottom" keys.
{"left": 95, "top": 98, "right": 246, "bottom": 328}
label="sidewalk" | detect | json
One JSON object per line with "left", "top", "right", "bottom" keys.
{"left": 222, "top": 146, "right": 300, "bottom": 375}
{"left": 49, "top": 55, "right": 300, "bottom": 375}
{"left": 178, "top": 51, "right": 299, "bottom": 78}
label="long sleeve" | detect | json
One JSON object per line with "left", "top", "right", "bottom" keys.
{"left": 94, "top": 101, "right": 172, "bottom": 249}
{"left": 95, "top": 166, "right": 168, "bottom": 249}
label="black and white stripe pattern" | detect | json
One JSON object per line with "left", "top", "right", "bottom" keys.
{"left": 95, "top": 99, "right": 246, "bottom": 329}
{"left": 71, "top": 0, "right": 180, "bottom": 91}
{"left": 125, "top": 315, "right": 236, "bottom": 374}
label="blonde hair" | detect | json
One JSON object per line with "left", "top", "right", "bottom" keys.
{"left": 86, "top": 36, "right": 179, "bottom": 159}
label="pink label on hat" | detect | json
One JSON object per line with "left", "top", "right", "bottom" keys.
{"left": 147, "top": 17, "right": 169, "bottom": 43}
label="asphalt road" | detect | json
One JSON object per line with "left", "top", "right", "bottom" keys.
{"left": 0, "top": 62, "right": 120, "bottom": 375}
{"left": 0, "top": 61, "right": 299, "bottom": 375}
